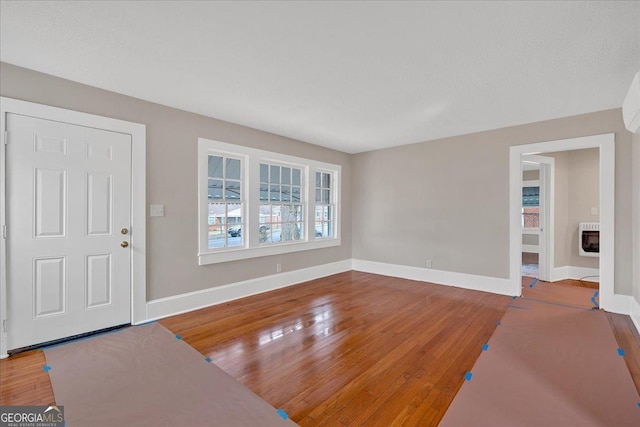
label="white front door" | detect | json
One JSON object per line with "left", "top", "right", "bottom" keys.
{"left": 6, "top": 113, "right": 132, "bottom": 350}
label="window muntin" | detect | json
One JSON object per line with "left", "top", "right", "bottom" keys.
{"left": 207, "top": 155, "right": 244, "bottom": 249}
{"left": 315, "top": 171, "right": 333, "bottom": 238}
{"left": 259, "top": 163, "right": 304, "bottom": 244}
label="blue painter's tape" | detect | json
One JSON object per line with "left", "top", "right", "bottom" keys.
{"left": 205, "top": 357, "right": 212, "bottom": 363}
{"left": 43, "top": 365, "right": 51, "bottom": 372}
{"left": 496, "top": 321, "right": 501, "bottom": 326}
{"left": 637, "top": 402, "right": 640, "bottom": 409}
{"left": 464, "top": 372, "right": 473, "bottom": 381}
{"left": 175, "top": 335, "right": 182, "bottom": 340}
{"left": 617, "top": 348, "right": 625, "bottom": 356}
{"left": 277, "top": 409, "right": 288, "bottom": 420}
{"left": 591, "top": 291, "right": 600, "bottom": 308}
{"left": 482, "top": 344, "right": 489, "bottom": 351}
{"left": 528, "top": 278, "right": 539, "bottom": 288}
{"left": 511, "top": 295, "right": 517, "bottom": 300}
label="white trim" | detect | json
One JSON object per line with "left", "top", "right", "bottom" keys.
{"left": 631, "top": 297, "right": 640, "bottom": 336}
{"left": 522, "top": 244, "right": 539, "bottom": 254}
{"left": 352, "top": 259, "right": 514, "bottom": 296}
{"left": 510, "top": 134, "right": 615, "bottom": 310}
{"left": 551, "top": 266, "right": 600, "bottom": 283}
{"left": 521, "top": 155, "right": 554, "bottom": 283}
{"left": 197, "top": 138, "right": 341, "bottom": 265}
{"left": 0, "top": 97, "right": 146, "bottom": 358}
{"left": 145, "top": 259, "right": 352, "bottom": 321}
{"left": 606, "top": 294, "right": 633, "bottom": 316}
{"left": 522, "top": 229, "right": 541, "bottom": 235}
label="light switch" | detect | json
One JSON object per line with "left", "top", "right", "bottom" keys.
{"left": 150, "top": 204, "right": 165, "bottom": 217}
{"left": 591, "top": 207, "right": 598, "bottom": 215}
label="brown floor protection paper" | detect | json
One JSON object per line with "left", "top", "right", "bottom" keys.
{"left": 439, "top": 297, "right": 640, "bottom": 426}
{"left": 43, "top": 322, "right": 298, "bottom": 427}
{"left": 522, "top": 278, "right": 597, "bottom": 310}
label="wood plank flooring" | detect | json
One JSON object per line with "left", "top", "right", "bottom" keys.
{"left": 159, "top": 271, "right": 510, "bottom": 426}
{"left": 1, "top": 271, "right": 639, "bottom": 427}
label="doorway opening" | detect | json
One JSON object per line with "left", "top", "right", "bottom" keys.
{"left": 509, "top": 134, "right": 616, "bottom": 311}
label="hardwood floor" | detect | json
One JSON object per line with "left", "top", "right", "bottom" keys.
{"left": 159, "top": 271, "right": 510, "bottom": 426}
{"left": 1, "top": 271, "right": 638, "bottom": 427}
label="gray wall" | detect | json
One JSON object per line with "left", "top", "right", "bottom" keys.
{"left": 1, "top": 62, "right": 635, "bottom": 299}
{"left": 352, "top": 109, "right": 634, "bottom": 295}
{"left": 0, "top": 63, "right": 352, "bottom": 300}
{"left": 633, "top": 133, "right": 640, "bottom": 306}
{"left": 567, "top": 148, "right": 600, "bottom": 269}
{"left": 548, "top": 149, "right": 600, "bottom": 269}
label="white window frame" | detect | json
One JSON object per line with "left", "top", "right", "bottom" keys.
{"left": 198, "top": 138, "right": 341, "bottom": 265}
{"left": 314, "top": 168, "right": 337, "bottom": 239}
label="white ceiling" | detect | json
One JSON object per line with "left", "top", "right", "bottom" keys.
{"left": 1, "top": 1, "right": 639, "bottom": 154}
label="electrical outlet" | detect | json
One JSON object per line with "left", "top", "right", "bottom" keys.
{"left": 276, "top": 263, "right": 282, "bottom": 273}
{"left": 426, "top": 259, "right": 432, "bottom": 268}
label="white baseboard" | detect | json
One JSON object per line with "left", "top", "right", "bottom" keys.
{"left": 352, "top": 259, "right": 515, "bottom": 296}
{"left": 631, "top": 297, "right": 640, "bottom": 335}
{"left": 552, "top": 266, "right": 600, "bottom": 282}
{"left": 144, "top": 259, "right": 352, "bottom": 322}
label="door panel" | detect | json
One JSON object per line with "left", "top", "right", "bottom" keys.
{"left": 6, "top": 113, "right": 132, "bottom": 350}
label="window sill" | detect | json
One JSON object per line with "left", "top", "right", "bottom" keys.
{"left": 198, "top": 237, "right": 341, "bottom": 265}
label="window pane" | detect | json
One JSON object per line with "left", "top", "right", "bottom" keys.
{"left": 272, "top": 204, "right": 282, "bottom": 219}
{"left": 208, "top": 156, "right": 223, "bottom": 178}
{"left": 325, "top": 221, "right": 332, "bottom": 237}
{"left": 260, "top": 184, "right": 268, "bottom": 201}
{"left": 322, "top": 189, "right": 330, "bottom": 204}
{"left": 322, "top": 173, "right": 331, "bottom": 188}
{"left": 281, "top": 223, "right": 296, "bottom": 242}
{"left": 315, "top": 172, "right": 321, "bottom": 187}
{"left": 523, "top": 207, "right": 540, "bottom": 228}
{"left": 259, "top": 223, "right": 270, "bottom": 243}
{"left": 226, "top": 158, "right": 241, "bottom": 180}
{"left": 208, "top": 203, "right": 226, "bottom": 249}
{"left": 282, "top": 185, "right": 291, "bottom": 202}
{"left": 282, "top": 167, "right": 291, "bottom": 184}
{"left": 270, "top": 185, "right": 280, "bottom": 201}
{"left": 294, "top": 204, "right": 303, "bottom": 221}
{"left": 270, "top": 165, "right": 280, "bottom": 184}
{"left": 315, "top": 189, "right": 321, "bottom": 202}
{"left": 208, "top": 179, "right": 223, "bottom": 199}
{"left": 292, "top": 186, "right": 301, "bottom": 202}
{"left": 326, "top": 206, "right": 332, "bottom": 220}
{"left": 295, "top": 223, "right": 303, "bottom": 240}
{"left": 272, "top": 223, "right": 282, "bottom": 242}
{"left": 315, "top": 206, "right": 323, "bottom": 219}
{"left": 292, "top": 168, "right": 301, "bottom": 186}
{"left": 522, "top": 186, "right": 540, "bottom": 207}
{"left": 226, "top": 180, "right": 241, "bottom": 200}
{"left": 260, "top": 164, "right": 269, "bottom": 183}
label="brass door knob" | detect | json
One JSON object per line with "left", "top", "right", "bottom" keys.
{"left": 121, "top": 241, "right": 129, "bottom": 248}
{"left": 121, "top": 228, "right": 129, "bottom": 235}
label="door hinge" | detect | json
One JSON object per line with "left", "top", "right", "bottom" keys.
{"left": 1, "top": 225, "right": 5, "bottom": 239}
{"left": 2, "top": 320, "right": 6, "bottom": 333}
{"left": 3, "top": 131, "right": 7, "bottom": 145}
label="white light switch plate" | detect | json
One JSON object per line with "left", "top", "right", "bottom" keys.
{"left": 150, "top": 204, "right": 165, "bottom": 217}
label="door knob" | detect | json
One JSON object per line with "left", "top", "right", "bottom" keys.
{"left": 121, "top": 228, "right": 129, "bottom": 235}
{"left": 121, "top": 241, "right": 129, "bottom": 248}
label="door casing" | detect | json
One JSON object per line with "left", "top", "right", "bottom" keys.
{"left": 0, "top": 97, "right": 146, "bottom": 358}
